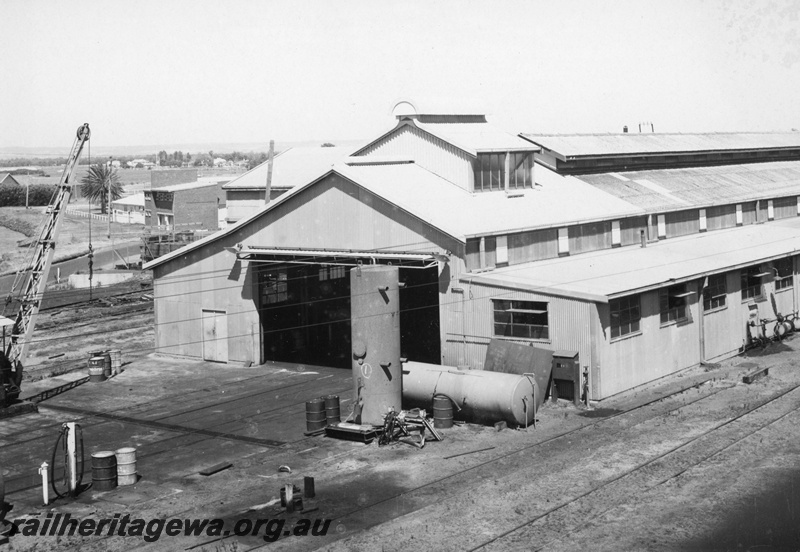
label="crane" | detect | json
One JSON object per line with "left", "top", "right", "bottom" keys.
{"left": 0, "top": 124, "right": 91, "bottom": 408}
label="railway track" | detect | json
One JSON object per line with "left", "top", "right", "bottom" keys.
{"left": 251, "top": 372, "right": 800, "bottom": 552}
{"left": 3, "top": 361, "right": 793, "bottom": 552}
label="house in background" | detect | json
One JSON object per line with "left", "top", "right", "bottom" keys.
{"left": 222, "top": 146, "right": 353, "bottom": 224}
{"left": 0, "top": 173, "right": 22, "bottom": 186}
{"left": 111, "top": 192, "right": 146, "bottom": 224}
{"left": 143, "top": 99, "right": 800, "bottom": 402}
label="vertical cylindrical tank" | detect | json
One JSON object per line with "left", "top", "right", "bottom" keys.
{"left": 350, "top": 265, "right": 401, "bottom": 425}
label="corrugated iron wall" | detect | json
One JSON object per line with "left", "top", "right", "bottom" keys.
{"left": 441, "top": 281, "right": 594, "bottom": 375}
{"left": 360, "top": 125, "right": 475, "bottom": 191}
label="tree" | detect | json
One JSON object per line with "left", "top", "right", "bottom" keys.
{"left": 80, "top": 165, "right": 123, "bottom": 214}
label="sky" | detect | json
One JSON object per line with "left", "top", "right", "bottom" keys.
{"left": 2, "top": 0, "right": 799, "bottom": 151}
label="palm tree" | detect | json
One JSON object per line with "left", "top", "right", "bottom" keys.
{"left": 80, "top": 165, "right": 122, "bottom": 214}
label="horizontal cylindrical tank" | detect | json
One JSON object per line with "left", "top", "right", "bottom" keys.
{"left": 402, "top": 361, "right": 536, "bottom": 427}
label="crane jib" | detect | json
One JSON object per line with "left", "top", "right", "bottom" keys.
{"left": 1, "top": 124, "right": 90, "bottom": 408}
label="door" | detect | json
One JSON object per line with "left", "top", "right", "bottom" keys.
{"left": 202, "top": 309, "right": 228, "bottom": 363}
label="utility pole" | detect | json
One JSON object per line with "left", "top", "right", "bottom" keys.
{"left": 107, "top": 157, "right": 112, "bottom": 239}
{"left": 265, "top": 140, "right": 274, "bottom": 206}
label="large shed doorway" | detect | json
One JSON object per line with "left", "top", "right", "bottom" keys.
{"left": 248, "top": 248, "right": 445, "bottom": 369}
{"left": 259, "top": 264, "right": 351, "bottom": 368}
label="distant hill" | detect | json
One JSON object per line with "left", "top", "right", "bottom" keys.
{"left": 0, "top": 139, "right": 365, "bottom": 160}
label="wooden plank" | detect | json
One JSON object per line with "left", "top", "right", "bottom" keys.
{"left": 199, "top": 461, "right": 232, "bottom": 476}
{"left": 742, "top": 366, "right": 769, "bottom": 384}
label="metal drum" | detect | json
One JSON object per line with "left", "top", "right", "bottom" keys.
{"left": 108, "top": 350, "right": 122, "bottom": 375}
{"left": 91, "top": 451, "right": 117, "bottom": 491}
{"left": 323, "top": 395, "right": 341, "bottom": 425}
{"left": 88, "top": 357, "right": 106, "bottom": 382}
{"left": 305, "top": 398, "right": 327, "bottom": 432}
{"left": 102, "top": 352, "right": 112, "bottom": 377}
{"left": 433, "top": 394, "right": 454, "bottom": 429}
{"left": 115, "top": 447, "right": 137, "bottom": 486}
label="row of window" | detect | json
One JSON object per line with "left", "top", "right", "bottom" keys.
{"left": 474, "top": 152, "right": 534, "bottom": 192}
{"left": 468, "top": 197, "right": 800, "bottom": 273}
{"left": 610, "top": 258, "right": 795, "bottom": 338}
{"left": 491, "top": 259, "right": 795, "bottom": 342}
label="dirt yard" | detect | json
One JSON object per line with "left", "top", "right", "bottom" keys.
{"left": 2, "top": 286, "right": 800, "bottom": 551}
{"left": 0, "top": 206, "right": 144, "bottom": 275}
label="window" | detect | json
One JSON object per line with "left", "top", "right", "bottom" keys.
{"left": 475, "top": 152, "right": 533, "bottom": 192}
{"left": 610, "top": 295, "right": 640, "bottom": 339}
{"left": 261, "top": 270, "right": 288, "bottom": 304}
{"left": 493, "top": 299, "right": 548, "bottom": 340}
{"left": 703, "top": 274, "right": 727, "bottom": 311}
{"left": 659, "top": 283, "right": 691, "bottom": 324}
{"left": 741, "top": 266, "right": 764, "bottom": 301}
{"left": 775, "top": 258, "right": 794, "bottom": 291}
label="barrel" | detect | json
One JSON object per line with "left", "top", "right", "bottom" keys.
{"left": 322, "top": 395, "right": 341, "bottom": 425}
{"left": 88, "top": 357, "right": 106, "bottom": 383}
{"left": 115, "top": 447, "right": 137, "bottom": 486}
{"left": 91, "top": 451, "right": 117, "bottom": 491}
{"left": 108, "top": 350, "right": 122, "bottom": 375}
{"left": 102, "top": 352, "right": 112, "bottom": 377}
{"left": 305, "top": 398, "right": 327, "bottom": 431}
{"left": 433, "top": 394, "right": 454, "bottom": 429}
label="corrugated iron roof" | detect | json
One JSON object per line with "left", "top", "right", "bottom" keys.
{"left": 579, "top": 160, "right": 800, "bottom": 212}
{"left": 354, "top": 120, "right": 539, "bottom": 158}
{"left": 111, "top": 192, "right": 145, "bottom": 207}
{"left": 465, "top": 216, "right": 800, "bottom": 302}
{"left": 335, "top": 161, "right": 643, "bottom": 239}
{"left": 415, "top": 121, "right": 538, "bottom": 155}
{"left": 222, "top": 146, "right": 354, "bottom": 190}
{"left": 152, "top": 177, "right": 229, "bottom": 192}
{"left": 144, "top": 160, "right": 644, "bottom": 269}
{"left": 523, "top": 132, "right": 800, "bottom": 158}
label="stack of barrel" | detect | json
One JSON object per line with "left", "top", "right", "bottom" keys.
{"left": 91, "top": 447, "right": 137, "bottom": 491}
{"left": 305, "top": 395, "right": 340, "bottom": 432}
{"left": 87, "top": 350, "right": 123, "bottom": 381}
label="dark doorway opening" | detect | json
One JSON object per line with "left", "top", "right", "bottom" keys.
{"left": 259, "top": 264, "right": 351, "bottom": 368}
{"left": 399, "top": 266, "right": 441, "bottom": 364}
{"left": 258, "top": 263, "right": 441, "bottom": 368}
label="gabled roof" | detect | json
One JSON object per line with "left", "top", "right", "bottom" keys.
{"left": 522, "top": 132, "right": 800, "bottom": 159}
{"left": 0, "top": 173, "right": 21, "bottom": 185}
{"left": 354, "top": 119, "right": 538, "bottom": 158}
{"left": 144, "top": 159, "right": 643, "bottom": 270}
{"left": 222, "top": 146, "right": 354, "bottom": 191}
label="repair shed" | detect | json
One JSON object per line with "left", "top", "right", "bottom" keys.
{"left": 144, "top": 102, "right": 800, "bottom": 402}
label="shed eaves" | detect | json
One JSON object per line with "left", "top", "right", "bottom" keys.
{"left": 523, "top": 132, "right": 800, "bottom": 158}
{"left": 465, "top": 215, "right": 800, "bottom": 302}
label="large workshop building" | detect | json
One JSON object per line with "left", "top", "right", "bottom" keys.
{"left": 144, "top": 102, "right": 800, "bottom": 401}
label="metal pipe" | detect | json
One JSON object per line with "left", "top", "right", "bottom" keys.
{"left": 39, "top": 462, "right": 49, "bottom": 505}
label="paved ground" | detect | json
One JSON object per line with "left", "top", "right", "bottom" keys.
{"left": 2, "top": 337, "right": 800, "bottom": 551}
